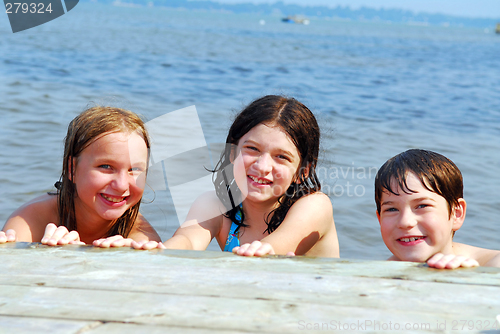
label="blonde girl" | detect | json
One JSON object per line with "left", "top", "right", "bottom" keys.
{"left": 0, "top": 106, "right": 160, "bottom": 246}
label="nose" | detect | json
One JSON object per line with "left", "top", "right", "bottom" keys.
{"left": 397, "top": 208, "right": 417, "bottom": 229}
{"left": 253, "top": 153, "right": 273, "bottom": 174}
{"left": 111, "top": 170, "right": 130, "bottom": 192}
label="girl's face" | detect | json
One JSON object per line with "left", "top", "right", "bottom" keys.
{"left": 233, "top": 123, "right": 302, "bottom": 207}
{"left": 72, "top": 131, "right": 148, "bottom": 224}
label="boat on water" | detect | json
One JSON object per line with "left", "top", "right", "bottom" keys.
{"left": 496, "top": 23, "right": 500, "bottom": 34}
{"left": 281, "top": 15, "right": 310, "bottom": 25}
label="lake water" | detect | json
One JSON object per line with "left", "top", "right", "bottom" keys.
{"left": 1, "top": 3, "right": 499, "bottom": 260}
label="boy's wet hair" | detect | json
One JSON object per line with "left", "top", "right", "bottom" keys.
{"left": 374, "top": 149, "right": 463, "bottom": 217}
{"left": 56, "top": 106, "right": 150, "bottom": 238}
{"left": 213, "top": 95, "right": 321, "bottom": 234}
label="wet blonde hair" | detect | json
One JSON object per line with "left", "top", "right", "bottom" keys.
{"left": 56, "top": 106, "right": 150, "bottom": 237}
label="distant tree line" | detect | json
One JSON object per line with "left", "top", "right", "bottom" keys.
{"left": 84, "top": 0, "right": 499, "bottom": 28}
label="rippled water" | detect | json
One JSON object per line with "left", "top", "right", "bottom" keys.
{"left": 1, "top": 4, "right": 499, "bottom": 259}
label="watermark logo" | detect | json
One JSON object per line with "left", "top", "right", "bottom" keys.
{"left": 4, "top": 0, "right": 78, "bottom": 33}
{"left": 144, "top": 106, "right": 242, "bottom": 226}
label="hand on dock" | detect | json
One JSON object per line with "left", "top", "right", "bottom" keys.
{"left": 427, "top": 253, "right": 479, "bottom": 269}
{"left": 130, "top": 240, "right": 166, "bottom": 250}
{"left": 41, "top": 223, "right": 85, "bottom": 246}
{"left": 233, "top": 241, "right": 277, "bottom": 257}
{"left": 93, "top": 235, "right": 135, "bottom": 248}
{"left": 0, "top": 229, "right": 16, "bottom": 243}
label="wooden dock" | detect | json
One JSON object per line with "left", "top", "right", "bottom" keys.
{"left": 1, "top": 243, "right": 499, "bottom": 333}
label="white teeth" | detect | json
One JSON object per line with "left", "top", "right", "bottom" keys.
{"left": 400, "top": 237, "right": 423, "bottom": 242}
{"left": 102, "top": 194, "right": 125, "bottom": 203}
{"left": 249, "top": 176, "right": 271, "bottom": 184}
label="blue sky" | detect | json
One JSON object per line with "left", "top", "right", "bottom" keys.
{"left": 212, "top": 0, "right": 500, "bottom": 19}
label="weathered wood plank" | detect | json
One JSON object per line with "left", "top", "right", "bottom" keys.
{"left": 0, "top": 315, "right": 99, "bottom": 334}
{"left": 1, "top": 255, "right": 499, "bottom": 319}
{"left": 0, "top": 243, "right": 499, "bottom": 333}
{"left": 2, "top": 243, "right": 500, "bottom": 285}
{"left": 0, "top": 285, "right": 469, "bottom": 333}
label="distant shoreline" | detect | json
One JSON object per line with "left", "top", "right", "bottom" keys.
{"left": 81, "top": 0, "right": 500, "bottom": 28}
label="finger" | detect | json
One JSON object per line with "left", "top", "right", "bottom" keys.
{"left": 243, "top": 241, "right": 264, "bottom": 256}
{"left": 141, "top": 241, "right": 160, "bottom": 250}
{"left": 110, "top": 238, "right": 133, "bottom": 247}
{"left": 6, "top": 229, "right": 17, "bottom": 242}
{"left": 430, "top": 254, "right": 456, "bottom": 269}
{"left": 157, "top": 242, "right": 166, "bottom": 249}
{"left": 426, "top": 253, "right": 445, "bottom": 268}
{"left": 58, "top": 231, "right": 80, "bottom": 245}
{"left": 46, "top": 226, "right": 71, "bottom": 246}
{"left": 254, "top": 243, "right": 275, "bottom": 257}
{"left": 97, "top": 235, "right": 124, "bottom": 248}
{"left": 93, "top": 239, "right": 105, "bottom": 247}
{"left": 444, "top": 256, "right": 466, "bottom": 269}
{"left": 286, "top": 252, "right": 296, "bottom": 256}
{"left": 0, "top": 232, "right": 6, "bottom": 243}
{"left": 235, "top": 243, "right": 252, "bottom": 255}
{"left": 237, "top": 241, "right": 265, "bottom": 256}
{"left": 69, "top": 240, "right": 86, "bottom": 245}
{"left": 458, "top": 258, "right": 479, "bottom": 268}
{"left": 131, "top": 240, "right": 145, "bottom": 249}
{"left": 41, "top": 223, "right": 58, "bottom": 244}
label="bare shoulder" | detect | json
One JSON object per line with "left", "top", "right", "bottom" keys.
{"left": 281, "top": 192, "right": 338, "bottom": 257}
{"left": 4, "top": 194, "right": 58, "bottom": 242}
{"left": 453, "top": 242, "right": 500, "bottom": 266}
{"left": 293, "top": 192, "right": 332, "bottom": 211}
{"left": 288, "top": 192, "right": 333, "bottom": 225}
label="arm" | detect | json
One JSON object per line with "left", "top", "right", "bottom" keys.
{"left": 132, "top": 191, "right": 225, "bottom": 250}
{"left": 3, "top": 194, "right": 58, "bottom": 243}
{"left": 235, "top": 193, "right": 338, "bottom": 257}
{"left": 484, "top": 253, "right": 500, "bottom": 267}
{"left": 163, "top": 191, "right": 224, "bottom": 250}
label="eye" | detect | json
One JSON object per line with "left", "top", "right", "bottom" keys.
{"left": 277, "top": 154, "right": 291, "bottom": 162}
{"left": 99, "top": 164, "right": 111, "bottom": 169}
{"left": 383, "top": 207, "right": 398, "bottom": 213}
{"left": 417, "top": 204, "right": 430, "bottom": 209}
{"left": 243, "top": 145, "right": 259, "bottom": 153}
{"left": 130, "top": 167, "right": 144, "bottom": 174}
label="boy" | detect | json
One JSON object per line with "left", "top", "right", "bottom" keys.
{"left": 375, "top": 149, "right": 500, "bottom": 269}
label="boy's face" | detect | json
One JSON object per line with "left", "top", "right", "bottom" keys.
{"left": 377, "top": 172, "right": 465, "bottom": 262}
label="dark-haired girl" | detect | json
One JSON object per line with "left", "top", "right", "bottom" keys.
{"left": 135, "top": 95, "right": 339, "bottom": 257}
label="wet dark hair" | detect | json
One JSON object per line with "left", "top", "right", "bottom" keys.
{"left": 374, "top": 149, "right": 463, "bottom": 217}
{"left": 213, "top": 95, "right": 321, "bottom": 234}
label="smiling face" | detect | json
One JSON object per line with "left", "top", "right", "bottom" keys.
{"left": 377, "top": 172, "right": 466, "bottom": 262}
{"left": 72, "top": 131, "right": 148, "bottom": 225}
{"left": 232, "top": 123, "right": 302, "bottom": 207}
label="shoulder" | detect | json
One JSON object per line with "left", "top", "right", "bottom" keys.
{"left": 4, "top": 194, "right": 58, "bottom": 242}
{"left": 453, "top": 242, "right": 500, "bottom": 266}
{"left": 289, "top": 192, "right": 333, "bottom": 219}
{"left": 283, "top": 192, "right": 334, "bottom": 234}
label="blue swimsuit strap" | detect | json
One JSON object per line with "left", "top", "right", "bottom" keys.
{"left": 223, "top": 205, "right": 243, "bottom": 252}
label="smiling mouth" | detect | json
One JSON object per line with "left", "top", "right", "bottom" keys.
{"left": 248, "top": 175, "right": 272, "bottom": 185}
{"left": 398, "top": 236, "right": 425, "bottom": 242}
{"left": 101, "top": 194, "right": 127, "bottom": 203}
